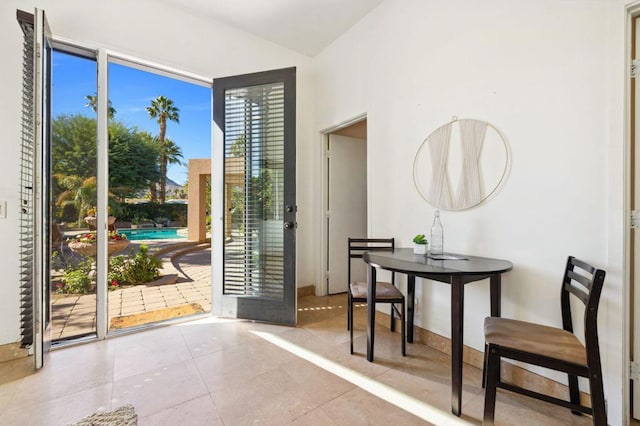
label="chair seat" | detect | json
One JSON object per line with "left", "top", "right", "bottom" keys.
{"left": 349, "top": 281, "right": 404, "bottom": 300}
{"left": 482, "top": 257, "right": 606, "bottom": 425}
{"left": 484, "top": 317, "right": 586, "bottom": 366}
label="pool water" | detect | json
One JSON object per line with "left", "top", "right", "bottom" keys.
{"left": 120, "top": 228, "right": 186, "bottom": 241}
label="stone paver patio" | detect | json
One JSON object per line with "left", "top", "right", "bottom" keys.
{"left": 51, "top": 245, "right": 211, "bottom": 340}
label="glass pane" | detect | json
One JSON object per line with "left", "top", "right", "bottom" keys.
{"left": 106, "top": 62, "right": 212, "bottom": 332}
{"left": 224, "top": 82, "right": 284, "bottom": 299}
{"left": 50, "top": 50, "right": 98, "bottom": 340}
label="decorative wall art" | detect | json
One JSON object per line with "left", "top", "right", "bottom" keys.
{"left": 413, "top": 117, "right": 510, "bottom": 210}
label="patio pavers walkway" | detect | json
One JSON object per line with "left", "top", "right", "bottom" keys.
{"left": 51, "top": 246, "right": 211, "bottom": 340}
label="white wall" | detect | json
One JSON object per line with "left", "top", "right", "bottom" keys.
{"left": 0, "top": 0, "right": 315, "bottom": 344}
{"left": 0, "top": 0, "right": 632, "bottom": 422}
{"left": 313, "top": 0, "right": 626, "bottom": 422}
{"left": 605, "top": 0, "right": 633, "bottom": 422}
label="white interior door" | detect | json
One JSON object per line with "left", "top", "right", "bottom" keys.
{"left": 327, "top": 134, "right": 367, "bottom": 294}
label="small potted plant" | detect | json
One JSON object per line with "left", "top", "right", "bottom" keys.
{"left": 413, "top": 234, "right": 428, "bottom": 255}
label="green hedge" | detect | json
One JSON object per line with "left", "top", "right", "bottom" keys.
{"left": 115, "top": 202, "right": 187, "bottom": 225}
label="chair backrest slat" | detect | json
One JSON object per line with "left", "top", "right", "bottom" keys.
{"left": 349, "top": 238, "right": 394, "bottom": 259}
{"left": 349, "top": 238, "right": 394, "bottom": 244}
{"left": 560, "top": 256, "right": 606, "bottom": 354}
{"left": 348, "top": 237, "right": 394, "bottom": 284}
{"left": 563, "top": 281, "right": 590, "bottom": 306}
{"left": 562, "top": 260, "right": 601, "bottom": 308}
{"left": 566, "top": 269, "right": 593, "bottom": 291}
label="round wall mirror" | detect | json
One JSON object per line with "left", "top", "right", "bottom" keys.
{"left": 413, "top": 117, "right": 510, "bottom": 211}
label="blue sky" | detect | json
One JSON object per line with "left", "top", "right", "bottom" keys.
{"left": 52, "top": 51, "right": 212, "bottom": 185}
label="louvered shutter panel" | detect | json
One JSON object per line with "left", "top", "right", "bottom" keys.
{"left": 18, "top": 13, "right": 35, "bottom": 347}
{"left": 223, "top": 82, "right": 285, "bottom": 299}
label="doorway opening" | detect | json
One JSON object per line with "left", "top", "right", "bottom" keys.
{"left": 322, "top": 116, "right": 368, "bottom": 295}
{"left": 49, "top": 49, "right": 212, "bottom": 342}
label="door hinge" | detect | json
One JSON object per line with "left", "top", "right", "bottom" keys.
{"left": 631, "top": 361, "right": 640, "bottom": 380}
{"left": 631, "top": 210, "right": 640, "bottom": 229}
{"left": 633, "top": 59, "right": 640, "bottom": 78}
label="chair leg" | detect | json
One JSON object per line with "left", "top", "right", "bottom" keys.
{"left": 349, "top": 299, "right": 354, "bottom": 354}
{"left": 390, "top": 302, "right": 396, "bottom": 332}
{"left": 347, "top": 293, "right": 352, "bottom": 331}
{"left": 483, "top": 345, "right": 500, "bottom": 426}
{"left": 350, "top": 319, "right": 354, "bottom": 354}
{"left": 482, "top": 342, "right": 488, "bottom": 389}
{"left": 588, "top": 367, "right": 607, "bottom": 426}
{"left": 401, "top": 299, "right": 406, "bottom": 356}
{"left": 568, "top": 374, "right": 581, "bottom": 416}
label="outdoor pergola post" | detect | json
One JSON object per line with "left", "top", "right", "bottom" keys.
{"left": 187, "top": 159, "right": 209, "bottom": 242}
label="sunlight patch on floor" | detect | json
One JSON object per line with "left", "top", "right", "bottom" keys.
{"left": 175, "top": 316, "right": 241, "bottom": 326}
{"left": 251, "top": 330, "right": 472, "bottom": 426}
{"left": 297, "top": 305, "right": 343, "bottom": 311}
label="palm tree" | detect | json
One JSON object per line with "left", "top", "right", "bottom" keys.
{"left": 54, "top": 174, "right": 97, "bottom": 227}
{"left": 146, "top": 96, "right": 180, "bottom": 203}
{"left": 84, "top": 94, "right": 116, "bottom": 119}
{"left": 152, "top": 136, "right": 183, "bottom": 200}
{"left": 163, "top": 137, "right": 184, "bottom": 170}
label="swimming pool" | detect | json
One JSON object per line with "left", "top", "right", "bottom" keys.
{"left": 119, "top": 228, "right": 187, "bottom": 241}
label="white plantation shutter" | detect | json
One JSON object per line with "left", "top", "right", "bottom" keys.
{"left": 223, "top": 82, "right": 285, "bottom": 298}
{"left": 17, "top": 11, "right": 35, "bottom": 348}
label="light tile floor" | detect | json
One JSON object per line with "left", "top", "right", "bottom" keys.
{"left": 0, "top": 294, "right": 592, "bottom": 425}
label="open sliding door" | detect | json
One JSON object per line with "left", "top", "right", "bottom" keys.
{"left": 213, "top": 67, "right": 296, "bottom": 325}
{"left": 33, "top": 8, "right": 53, "bottom": 368}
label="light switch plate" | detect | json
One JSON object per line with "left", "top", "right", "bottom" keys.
{"left": 0, "top": 200, "right": 7, "bottom": 218}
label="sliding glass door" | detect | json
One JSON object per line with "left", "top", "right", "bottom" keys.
{"left": 49, "top": 49, "right": 99, "bottom": 342}
{"left": 33, "top": 8, "right": 53, "bottom": 367}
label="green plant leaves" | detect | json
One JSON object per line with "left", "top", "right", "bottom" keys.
{"left": 413, "top": 234, "right": 427, "bottom": 244}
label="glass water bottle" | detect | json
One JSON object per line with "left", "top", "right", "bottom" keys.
{"left": 430, "top": 210, "right": 444, "bottom": 255}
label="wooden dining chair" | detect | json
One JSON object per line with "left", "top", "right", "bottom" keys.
{"left": 347, "top": 237, "right": 405, "bottom": 356}
{"left": 482, "top": 256, "right": 607, "bottom": 425}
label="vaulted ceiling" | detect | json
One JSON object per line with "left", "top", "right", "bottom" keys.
{"left": 161, "top": 0, "right": 384, "bottom": 57}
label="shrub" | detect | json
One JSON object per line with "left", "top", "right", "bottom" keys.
{"left": 59, "top": 244, "right": 162, "bottom": 293}
{"left": 108, "top": 254, "right": 128, "bottom": 286}
{"left": 51, "top": 249, "right": 72, "bottom": 271}
{"left": 63, "top": 270, "right": 93, "bottom": 294}
{"left": 116, "top": 202, "right": 187, "bottom": 225}
{"left": 108, "top": 244, "right": 162, "bottom": 285}
{"left": 60, "top": 259, "right": 94, "bottom": 294}
{"left": 126, "top": 244, "right": 162, "bottom": 283}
